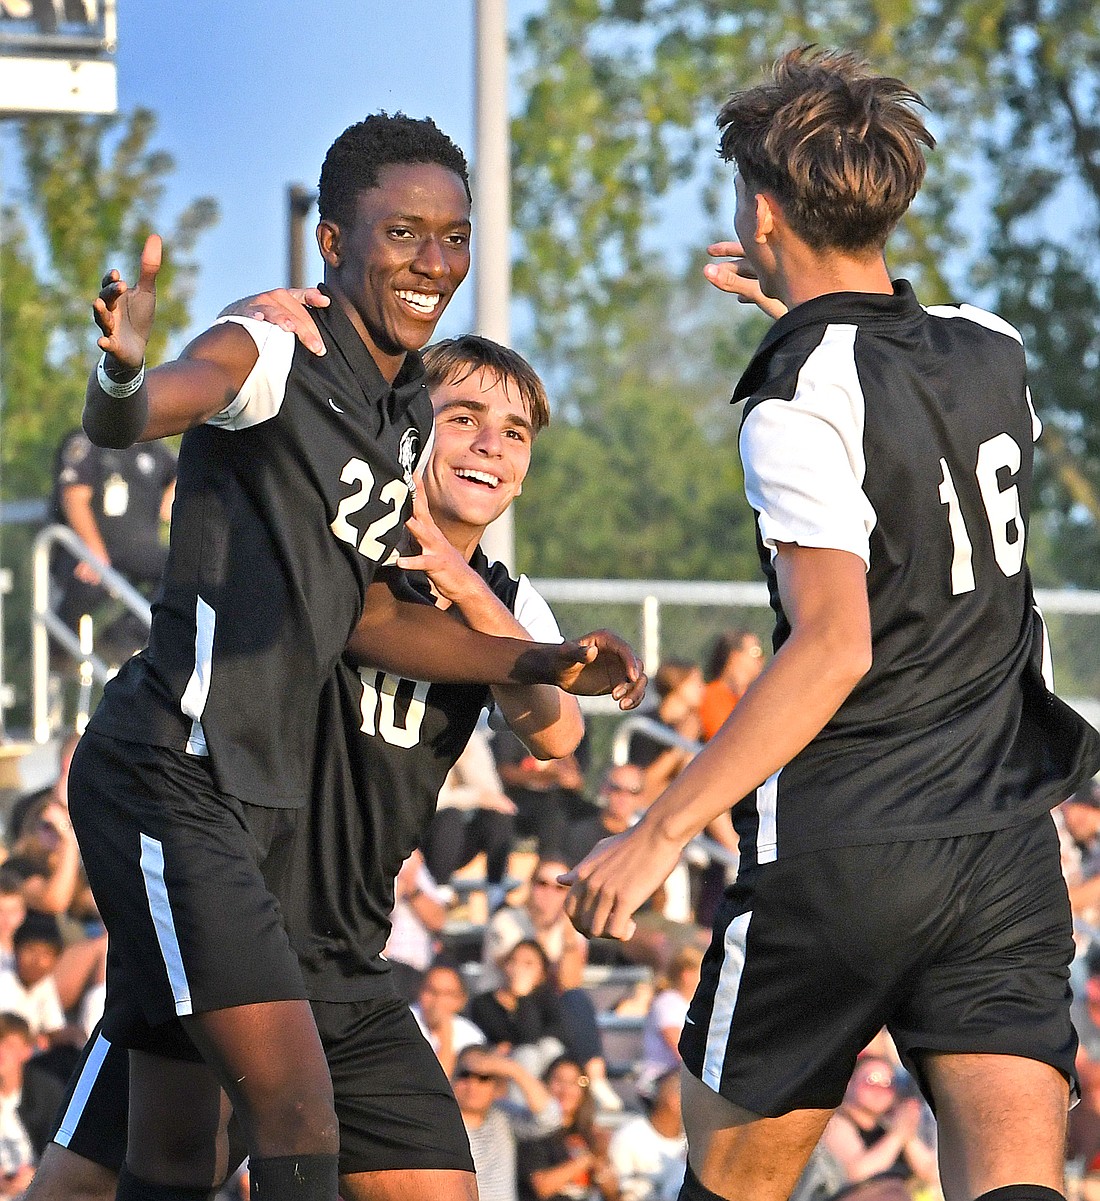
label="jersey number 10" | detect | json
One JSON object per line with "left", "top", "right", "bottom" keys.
{"left": 358, "top": 670, "right": 429, "bottom": 749}
{"left": 938, "top": 432, "right": 1025, "bottom": 595}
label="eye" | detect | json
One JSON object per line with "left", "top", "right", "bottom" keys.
{"left": 445, "top": 232, "right": 470, "bottom": 247}
{"left": 505, "top": 428, "right": 528, "bottom": 442}
{"left": 388, "top": 226, "right": 415, "bottom": 240}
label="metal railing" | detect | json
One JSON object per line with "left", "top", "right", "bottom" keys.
{"left": 610, "top": 712, "right": 739, "bottom": 874}
{"left": 31, "top": 523, "right": 151, "bottom": 743}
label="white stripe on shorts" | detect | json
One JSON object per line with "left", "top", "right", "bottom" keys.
{"left": 54, "top": 1029, "right": 112, "bottom": 1147}
{"left": 756, "top": 769, "right": 780, "bottom": 865}
{"left": 702, "top": 909, "right": 753, "bottom": 1092}
{"left": 140, "top": 832, "right": 194, "bottom": 1016}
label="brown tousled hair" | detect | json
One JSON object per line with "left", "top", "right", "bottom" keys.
{"left": 423, "top": 335, "right": 550, "bottom": 432}
{"left": 717, "top": 46, "right": 935, "bottom": 254}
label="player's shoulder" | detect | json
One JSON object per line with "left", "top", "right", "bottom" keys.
{"left": 923, "top": 299, "right": 1025, "bottom": 346}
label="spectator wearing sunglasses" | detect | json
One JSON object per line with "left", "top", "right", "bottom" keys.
{"left": 563, "top": 766, "right": 647, "bottom": 871}
{"left": 820, "top": 1055, "right": 938, "bottom": 1191}
{"left": 452, "top": 1045, "right": 561, "bottom": 1201}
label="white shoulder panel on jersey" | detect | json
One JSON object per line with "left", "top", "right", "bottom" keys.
{"left": 206, "top": 316, "right": 296, "bottom": 430}
{"left": 924, "top": 302, "right": 1024, "bottom": 345}
{"left": 741, "top": 323, "right": 877, "bottom": 568}
{"left": 513, "top": 575, "right": 564, "bottom": 643}
{"left": 926, "top": 303, "right": 1041, "bottom": 442}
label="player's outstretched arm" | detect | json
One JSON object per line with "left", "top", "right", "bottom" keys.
{"left": 84, "top": 234, "right": 263, "bottom": 447}
{"left": 562, "top": 543, "right": 871, "bottom": 941}
{"left": 219, "top": 287, "right": 329, "bottom": 357}
{"left": 397, "top": 481, "right": 585, "bottom": 758}
{"left": 348, "top": 573, "right": 646, "bottom": 709}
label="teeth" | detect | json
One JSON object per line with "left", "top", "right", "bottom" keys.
{"left": 456, "top": 469, "right": 500, "bottom": 488}
{"left": 397, "top": 290, "right": 441, "bottom": 314}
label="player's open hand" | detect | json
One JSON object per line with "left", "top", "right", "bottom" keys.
{"left": 220, "top": 286, "right": 329, "bottom": 356}
{"left": 555, "top": 630, "right": 646, "bottom": 710}
{"left": 559, "top": 823, "right": 682, "bottom": 941}
{"left": 396, "top": 474, "right": 483, "bottom": 602}
{"left": 703, "top": 241, "right": 788, "bottom": 320}
{"left": 93, "top": 233, "right": 161, "bottom": 369}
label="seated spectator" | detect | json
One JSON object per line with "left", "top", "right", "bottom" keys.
{"left": 383, "top": 849, "right": 451, "bottom": 1002}
{"left": 453, "top": 1044, "right": 562, "bottom": 1201}
{"left": 635, "top": 945, "right": 703, "bottom": 1098}
{"left": 0, "top": 875, "right": 26, "bottom": 977}
{"left": 0, "top": 1012, "right": 65, "bottom": 1195}
{"left": 50, "top": 426, "right": 175, "bottom": 663}
{"left": 423, "top": 726, "right": 518, "bottom": 914}
{"left": 819, "top": 1056, "right": 938, "bottom": 1192}
{"left": 0, "top": 915, "right": 66, "bottom": 1042}
{"left": 470, "top": 939, "right": 569, "bottom": 1081}
{"left": 411, "top": 960, "right": 485, "bottom": 1080}
{"left": 481, "top": 861, "right": 620, "bottom": 1111}
{"left": 52, "top": 927, "right": 107, "bottom": 1039}
{"left": 492, "top": 728, "right": 588, "bottom": 862}
{"left": 5, "top": 732, "right": 80, "bottom": 850}
{"left": 517, "top": 1056, "right": 618, "bottom": 1201}
{"left": 607, "top": 1068, "right": 687, "bottom": 1201}
{"left": 562, "top": 764, "right": 646, "bottom": 869}
{"left": 4, "top": 796, "right": 84, "bottom": 922}
{"left": 697, "top": 629, "right": 764, "bottom": 741}
{"left": 624, "top": 660, "right": 704, "bottom": 806}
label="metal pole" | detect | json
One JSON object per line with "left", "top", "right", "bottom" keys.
{"left": 473, "top": 0, "right": 514, "bottom": 570}
{"left": 287, "top": 184, "right": 316, "bottom": 289}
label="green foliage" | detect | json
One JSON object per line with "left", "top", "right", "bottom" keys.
{"left": 1, "top": 109, "right": 217, "bottom": 499}
{"left": 509, "top": 0, "right": 1100, "bottom": 589}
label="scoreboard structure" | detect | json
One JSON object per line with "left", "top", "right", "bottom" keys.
{"left": 0, "top": 0, "right": 117, "bottom": 116}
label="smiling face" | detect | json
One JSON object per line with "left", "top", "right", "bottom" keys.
{"left": 319, "top": 161, "right": 471, "bottom": 380}
{"left": 424, "top": 365, "right": 535, "bottom": 553}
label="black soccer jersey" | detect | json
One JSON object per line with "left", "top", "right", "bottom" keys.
{"left": 89, "top": 293, "right": 433, "bottom": 808}
{"left": 731, "top": 281, "right": 1100, "bottom": 865}
{"left": 274, "top": 549, "right": 564, "bottom": 1001}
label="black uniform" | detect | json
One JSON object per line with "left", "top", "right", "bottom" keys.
{"left": 69, "top": 298, "right": 433, "bottom": 1050}
{"left": 54, "top": 553, "right": 565, "bottom": 1179}
{"left": 679, "top": 283, "right": 1100, "bottom": 1115}
{"left": 51, "top": 431, "right": 176, "bottom": 645}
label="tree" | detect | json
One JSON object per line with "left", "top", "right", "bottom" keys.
{"left": 1, "top": 107, "right": 217, "bottom": 499}
{"left": 508, "top": 0, "right": 1100, "bottom": 590}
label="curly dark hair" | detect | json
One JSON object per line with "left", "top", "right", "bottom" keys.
{"left": 318, "top": 112, "right": 471, "bottom": 229}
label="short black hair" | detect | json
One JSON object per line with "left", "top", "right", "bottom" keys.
{"left": 318, "top": 112, "right": 471, "bottom": 229}
{"left": 14, "top": 911, "right": 62, "bottom": 952}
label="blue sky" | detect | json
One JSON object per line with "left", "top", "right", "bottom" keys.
{"left": 6, "top": 1, "right": 540, "bottom": 343}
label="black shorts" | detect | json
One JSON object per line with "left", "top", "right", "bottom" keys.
{"left": 51, "top": 1000, "right": 473, "bottom": 1180}
{"left": 679, "top": 813, "right": 1077, "bottom": 1117}
{"left": 69, "top": 731, "right": 306, "bottom": 1051}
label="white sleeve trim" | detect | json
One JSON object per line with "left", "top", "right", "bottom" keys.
{"left": 206, "top": 316, "right": 295, "bottom": 430}
{"left": 740, "top": 324, "right": 876, "bottom": 568}
{"left": 513, "top": 576, "right": 564, "bottom": 642}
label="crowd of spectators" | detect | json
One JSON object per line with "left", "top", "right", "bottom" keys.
{"left": 10, "top": 624, "right": 1100, "bottom": 1201}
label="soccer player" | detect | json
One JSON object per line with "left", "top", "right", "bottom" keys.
{"left": 562, "top": 47, "right": 1100, "bottom": 1201}
{"left": 31, "top": 334, "right": 608, "bottom": 1201}
{"left": 69, "top": 114, "right": 641, "bottom": 1201}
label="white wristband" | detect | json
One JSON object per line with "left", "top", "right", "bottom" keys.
{"left": 96, "top": 354, "right": 146, "bottom": 399}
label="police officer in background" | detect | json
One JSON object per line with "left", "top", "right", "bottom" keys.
{"left": 50, "top": 428, "right": 176, "bottom": 660}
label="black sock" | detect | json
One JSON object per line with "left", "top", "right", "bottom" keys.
{"left": 248, "top": 1154, "right": 339, "bottom": 1201}
{"left": 975, "top": 1187, "right": 1065, "bottom": 1201}
{"left": 678, "top": 1162, "right": 730, "bottom": 1201}
{"left": 116, "top": 1163, "right": 212, "bottom": 1201}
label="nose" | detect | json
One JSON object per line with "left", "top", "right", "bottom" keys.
{"left": 411, "top": 235, "right": 446, "bottom": 279}
{"left": 472, "top": 422, "right": 504, "bottom": 458}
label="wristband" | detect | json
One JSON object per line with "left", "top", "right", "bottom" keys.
{"left": 96, "top": 354, "right": 146, "bottom": 399}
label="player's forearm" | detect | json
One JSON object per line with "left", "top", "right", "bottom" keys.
{"left": 83, "top": 357, "right": 150, "bottom": 448}
{"left": 639, "top": 622, "right": 868, "bottom": 849}
{"left": 350, "top": 581, "right": 576, "bottom": 686}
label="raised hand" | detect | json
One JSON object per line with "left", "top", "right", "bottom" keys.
{"left": 93, "top": 233, "right": 162, "bottom": 369}
{"left": 554, "top": 630, "right": 647, "bottom": 710}
{"left": 703, "top": 240, "right": 788, "bottom": 320}
{"left": 219, "top": 286, "right": 329, "bottom": 356}
{"left": 396, "top": 475, "right": 483, "bottom": 603}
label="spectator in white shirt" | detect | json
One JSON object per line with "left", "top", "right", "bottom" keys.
{"left": 411, "top": 961, "right": 485, "bottom": 1080}
{"left": 0, "top": 915, "right": 65, "bottom": 1042}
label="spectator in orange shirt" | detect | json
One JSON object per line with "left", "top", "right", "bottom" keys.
{"left": 698, "top": 629, "right": 764, "bottom": 741}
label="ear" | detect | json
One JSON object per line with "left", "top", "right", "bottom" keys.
{"left": 317, "top": 220, "right": 341, "bottom": 268}
{"left": 754, "top": 192, "right": 777, "bottom": 244}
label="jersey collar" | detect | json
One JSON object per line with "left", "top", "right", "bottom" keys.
{"left": 733, "top": 279, "right": 922, "bottom": 403}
